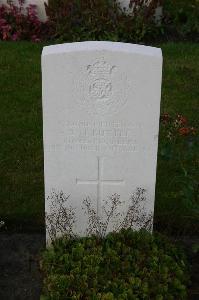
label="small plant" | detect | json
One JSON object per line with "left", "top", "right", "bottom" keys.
{"left": 46, "top": 190, "right": 76, "bottom": 242}
{"left": 0, "top": 0, "right": 50, "bottom": 42}
{"left": 160, "top": 113, "right": 197, "bottom": 142}
{"left": 46, "top": 188, "right": 153, "bottom": 243}
{"left": 41, "top": 229, "right": 189, "bottom": 299}
{"left": 155, "top": 112, "right": 198, "bottom": 235}
{"left": 159, "top": 112, "right": 198, "bottom": 208}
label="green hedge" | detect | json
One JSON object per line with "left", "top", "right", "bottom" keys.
{"left": 1, "top": 0, "right": 198, "bottom": 43}
{"left": 41, "top": 229, "right": 189, "bottom": 299}
{"left": 44, "top": 0, "right": 161, "bottom": 43}
{"left": 44, "top": 0, "right": 199, "bottom": 43}
{"left": 163, "top": 0, "right": 199, "bottom": 42}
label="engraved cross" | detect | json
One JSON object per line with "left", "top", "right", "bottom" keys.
{"left": 76, "top": 157, "right": 125, "bottom": 216}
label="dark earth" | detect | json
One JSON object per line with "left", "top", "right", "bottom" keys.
{"left": 0, "top": 233, "right": 198, "bottom": 300}
{"left": 0, "top": 233, "right": 45, "bottom": 300}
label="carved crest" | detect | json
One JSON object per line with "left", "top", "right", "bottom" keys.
{"left": 87, "top": 58, "right": 115, "bottom": 76}
{"left": 75, "top": 57, "right": 130, "bottom": 115}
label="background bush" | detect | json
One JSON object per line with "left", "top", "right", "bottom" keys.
{"left": 41, "top": 229, "right": 189, "bottom": 300}
{"left": 0, "top": 0, "right": 51, "bottom": 42}
{"left": 45, "top": 0, "right": 199, "bottom": 44}
{"left": 45, "top": 0, "right": 160, "bottom": 43}
{"left": 163, "top": 0, "right": 199, "bottom": 42}
{"left": 1, "top": 0, "right": 198, "bottom": 43}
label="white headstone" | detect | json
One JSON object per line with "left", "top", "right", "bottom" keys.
{"left": 42, "top": 41, "right": 162, "bottom": 242}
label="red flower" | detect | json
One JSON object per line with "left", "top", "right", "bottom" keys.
{"left": 178, "top": 127, "right": 190, "bottom": 136}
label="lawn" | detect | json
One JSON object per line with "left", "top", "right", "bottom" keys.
{"left": 0, "top": 41, "right": 198, "bottom": 234}
{"left": 0, "top": 42, "right": 44, "bottom": 231}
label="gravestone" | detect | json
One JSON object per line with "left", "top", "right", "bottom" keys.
{"left": 42, "top": 41, "right": 162, "bottom": 242}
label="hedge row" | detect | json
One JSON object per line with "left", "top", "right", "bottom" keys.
{"left": 0, "top": 0, "right": 199, "bottom": 43}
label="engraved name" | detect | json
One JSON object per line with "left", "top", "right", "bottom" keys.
{"left": 64, "top": 120, "right": 140, "bottom": 153}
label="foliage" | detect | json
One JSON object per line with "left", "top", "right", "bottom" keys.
{"left": 44, "top": 0, "right": 199, "bottom": 43}
{"left": 160, "top": 113, "right": 197, "bottom": 140}
{"left": 0, "top": 0, "right": 50, "bottom": 42}
{"left": 46, "top": 190, "right": 76, "bottom": 242}
{"left": 155, "top": 111, "right": 199, "bottom": 235}
{"left": 1, "top": 0, "right": 198, "bottom": 43}
{"left": 41, "top": 229, "right": 189, "bottom": 300}
{"left": 163, "top": 0, "right": 199, "bottom": 42}
{"left": 44, "top": 0, "right": 160, "bottom": 43}
{"left": 46, "top": 188, "right": 152, "bottom": 243}
{"left": 159, "top": 113, "right": 198, "bottom": 207}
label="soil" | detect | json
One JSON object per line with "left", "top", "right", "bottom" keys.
{"left": 0, "top": 233, "right": 45, "bottom": 300}
{"left": 0, "top": 233, "right": 198, "bottom": 300}
{"left": 180, "top": 237, "right": 199, "bottom": 300}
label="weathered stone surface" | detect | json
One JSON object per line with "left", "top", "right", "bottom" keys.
{"left": 42, "top": 41, "right": 162, "bottom": 241}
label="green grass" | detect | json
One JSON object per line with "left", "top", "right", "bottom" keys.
{"left": 0, "top": 42, "right": 44, "bottom": 231}
{"left": 0, "top": 41, "right": 198, "bottom": 233}
{"left": 160, "top": 43, "right": 198, "bottom": 123}
{"left": 155, "top": 43, "right": 199, "bottom": 235}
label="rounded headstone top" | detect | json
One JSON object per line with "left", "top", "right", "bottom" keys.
{"left": 42, "top": 41, "right": 162, "bottom": 58}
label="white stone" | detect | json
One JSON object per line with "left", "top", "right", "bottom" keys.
{"left": 42, "top": 41, "right": 162, "bottom": 242}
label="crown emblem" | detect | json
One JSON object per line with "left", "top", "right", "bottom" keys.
{"left": 87, "top": 58, "right": 115, "bottom": 77}
{"left": 76, "top": 58, "right": 128, "bottom": 115}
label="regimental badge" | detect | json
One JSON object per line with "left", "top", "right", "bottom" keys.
{"left": 75, "top": 57, "right": 130, "bottom": 115}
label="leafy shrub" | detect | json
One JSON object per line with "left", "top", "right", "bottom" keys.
{"left": 0, "top": 0, "right": 51, "bottom": 42}
{"left": 44, "top": 0, "right": 160, "bottom": 43}
{"left": 41, "top": 229, "right": 189, "bottom": 299}
{"left": 1, "top": 0, "right": 198, "bottom": 43}
{"left": 155, "top": 112, "right": 199, "bottom": 235}
{"left": 44, "top": 0, "right": 199, "bottom": 43}
{"left": 159, "top": 113, "right": 198, "bottom": 207}
{"left": 163, "top": 0, "right": 199, "bottom": 42}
